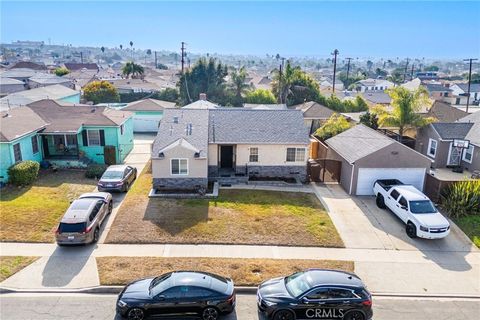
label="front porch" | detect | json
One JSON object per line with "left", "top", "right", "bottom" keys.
{"left": 41, "top": 134, "right": 80, "bottom": 160}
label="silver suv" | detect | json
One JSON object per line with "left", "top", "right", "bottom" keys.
{"left": 56, "top": 192, "right": 113, "bottom": 245}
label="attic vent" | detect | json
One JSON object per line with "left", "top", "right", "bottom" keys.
{"left": 186, "top": 123, "right": 193, "bottom": 136}
{"left": 173, "top": 116, "right": 179, "bottom": 124}
{"left": 194, "top": 152, "right": 200, "bottom": 158}
{"left": 158, "top": 152, "right": 164, "bottom": 159}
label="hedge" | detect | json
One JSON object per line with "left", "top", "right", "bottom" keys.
{"left": 8, "top": 161, "right": 40, "bottom": 186}
{"left": 85, "top": 164, "right": 108, "bottom": 179}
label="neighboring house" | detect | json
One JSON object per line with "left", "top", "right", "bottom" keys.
{"left": 122, "top": 98, "right": 176, "bottom": 132}
{"left": 0, "top": 68, "right": 43, "bottom": 83}
{"left": 425, "top": 83, "right": 452, "bottom": 102}
{"left": 356, "top": 79, "right": 394, "bottom": 92}
{"left": 0, "top": 99, "right": 134, "bottom": 183}
{"left": 401, "top": 78, "right": 422, "bottom": 91}
{"left": 415, "top": 72, "right": 439, "bottom": 81}
{"left": 318, "top": 76, "right": 344, "bottom": 91}
{"left": 291, "top": 101, "right": 335, "bottom": 134}
{"left": 108, "top": 78, "right": 162, "bottom": 94}
{"left": 28, "top": 73, "right": 75, "bottom": 89}
{"left": 324, "top": 124, "right": 432, "bottom": 195}
{"left": 0, "top": 77, "right": 25, "bottom": 97}
{"left": 10, "top": 61, "right": 46, "bottom": 70}
{"left": 182, "top": 95, "right": 220, "bottom": 109}
{"left": 0, "top": 84, "right": 80, "bottom": 111}
{"left": 63, "top": 63, "right": 99, "bottom": 72}
{"left": 360, "top": 91, "right": 392, "bottom": 106}
{"left": 151, "top": 108, "right": 309, "bottom": 191}
{"left": 243, "top": 103, "right": 286, "bottom": 110}
{"left": 416, "top": 112, "right": 479, "bottom": 172}
{"left": 245, "top": 74, "right": 272, "bottom": 90}
{"left": 65, "top": 69, "right": 98, "bottom": 90}
{"left": 449, "top": 83, "right": 480, "bottom": 105}
{"left": 424, "top": 101, "right": 469, "bottom": 123}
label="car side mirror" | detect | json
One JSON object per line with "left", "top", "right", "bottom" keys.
{"left": 156, "top": 295, "right": 165, "bottom": 301}
{"left": 302, "top": 297, "right": 309, "bottom": 304}
{"left": 401, "top": 206, "right": 407, "bottom": 210}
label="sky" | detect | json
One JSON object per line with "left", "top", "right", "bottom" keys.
{"left": 1, "top": 1, "right": 479, "bottom": 59}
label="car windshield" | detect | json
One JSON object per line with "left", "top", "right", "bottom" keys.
{"left": 102, "top": 170, "right": 124, "bottom": 179}
{"left": 409, "top": 200, "right": 437, "bottom": 214}
{"left": 69, "top": 199, "right": 92, "bottom": 210}
{"left": 284, "top": 272, "right": 313, "bottom": 297}
{"left": 58, "top": 222, "right": 86, "bottom": 233}
{"left": 149, "top": 274, "right": 172, "bottom": 297}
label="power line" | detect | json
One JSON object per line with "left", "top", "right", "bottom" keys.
{"left": 463, "top": 58, "right": 478, "bottom": 113}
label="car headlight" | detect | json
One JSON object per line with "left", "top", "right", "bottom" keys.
{"left": 117, "top": 300, "right": 127, "bottom": 307}
{"left": 263, "top": 300, "right": 277, "bottom": 306}
{"left": 419, "top": 225, "right": 429, "bottom": 232}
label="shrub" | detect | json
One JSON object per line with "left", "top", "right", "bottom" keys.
{"left": 85, "top": 164, "right": 108, "bottom": 179}
{"left": 54, "top": 67, "right": 70, "bottom": 76}
{"left": 314, "top": 113, "right": 351, "bottom": 141}
{"left": 8, "top": 161, "right": 40, "bottom": 186}
{"left": 83, "top": 80, "right": 120, "bottom": 104}
{"left": 441, "top": 180, "right": 480, "bottom": 218}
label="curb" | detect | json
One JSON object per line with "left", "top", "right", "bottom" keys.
{"left": 1, "top": 286, "right": 479, "bottom": 299}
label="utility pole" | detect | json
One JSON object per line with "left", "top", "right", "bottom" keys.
{"left": 410, "top": 64, "right": 415, "bottom": 81}
{"left": 403, "top": 58, "right": 410, "bottom": 82}
{"left": 154, "top": 51, "right": 157, "bottom": 69}
{"left": 279, "top": 57, "right": 285, "bottom": 103}
{"left": 345, "top": 57, "right": 352, "bottom": 89}
{"left": 332, "top": 49, "right": 339, "bottom": 93}
{"left": 181, "top": 42, "right": 186, "bottom": 74}
{"left": 80, "top": 51, "right": 83, "bottom": 64}
{"left": 464, "top": 58, "right": 478, "bottom": 113}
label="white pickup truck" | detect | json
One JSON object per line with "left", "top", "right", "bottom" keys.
{"left": 373, "top": 179, "right": 450, "bottom": 239}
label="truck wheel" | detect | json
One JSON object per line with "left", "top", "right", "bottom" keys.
{"left": 406, "top": 222, "right": 417, "bottom": 238}
{"left": 376, "top": 194, "right": 386, "bottom": 209}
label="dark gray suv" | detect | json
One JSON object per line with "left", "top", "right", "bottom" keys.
{"left": 97, "top": 165, "right": 137, "bottom": 192}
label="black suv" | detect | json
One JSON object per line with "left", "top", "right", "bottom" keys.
{"left": 257, "top": 269, "right": 372, "bottom": 320}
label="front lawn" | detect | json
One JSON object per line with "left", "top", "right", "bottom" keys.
{"left": 454, "top": 215, "right": 480, "bottom": 248}
{"left": 106, "top": 167, "right": 343, "bottom": 247}
{"left": 0, "top": 256, "right": 38, "bottom": 282}
{"left": 97, "top": 257, "right": 354, "bottom": 286}
{"left": 0, "top": 170, "right": 96, "bottom": 242}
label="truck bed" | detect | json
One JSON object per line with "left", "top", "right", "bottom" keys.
{"left": 375, "top": 179, "right": 404, "bottom": 191}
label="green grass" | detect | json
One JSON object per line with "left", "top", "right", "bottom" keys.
{"left": 106, "top": 165, "right": 343, "bottom": 247}
{"left": 0, "top": 169, "right": 96, "bottom": 242}
{"left": 454, "top": 215, "right": 480, "bottom": 248}
{"left": 0, "top": 256, "right": 37, "bottom": 282}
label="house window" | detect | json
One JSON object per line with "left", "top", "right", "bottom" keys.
{"left": 87, "top": 130, "right": 101, "bottom": 146}
{"left": 427, "top": 139, "right": 437, "bottom": 158}
{"left": 286, "top": 148, "right": 306, "bottom": 162}
{"left": 31, "top": 136, "right": 39, "bottom": 154}
{"left": 13, "top": 143, "right": 22, "bottom": 162}
{"left": 463, "top": 145, "right": 474, "bottom": 164}
{"left": 171, "top": 159, "right": 188, "bottom": 175}
{"left": 120, "top": 124, "right": 124, "bottom": 135}
{"left": 249, "top": 147, "right": 258, "bottom": 162}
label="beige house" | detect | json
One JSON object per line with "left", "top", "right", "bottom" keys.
{"left": 151, "top": 108, "right": 310, "bottom": 192}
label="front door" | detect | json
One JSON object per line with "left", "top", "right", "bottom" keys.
{"left": 220, "top": 145, "right": 234, "bottom": 168}
{"left": 447, "top": 143, "right": 462, "bottom": 166}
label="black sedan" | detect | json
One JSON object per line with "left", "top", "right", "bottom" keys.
{"left": 97, "top": 165, "right": 137, "bottom": 192}
{"left": 257, "top": 269, "right": 372, "bottom": 320}
{"left": 117, "top": 271, "right": 236, "bottom": 320}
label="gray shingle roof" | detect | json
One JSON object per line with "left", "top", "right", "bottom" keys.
{"left": 325, "top": 124, "right": 394, "bottom": 163}
{"left": 457, "top": 83, "right": 480, "bottom": 93}
{"left": 426, "top": 101, "right": 468, "bottom": 123}
{"left": 0, "top": 107, "right": 48, "bottom": 142}
{"left": 123, "top": 98, "right": 176, "bottom": 111}
{"left": 425, "top": 83, "right": 452, "bottom": 92}
{"left": 209, "top": 109, "right": 309, "bottom": 144}
{"left": 431, "top": 123, "right": 474, "bottom": 140}
{"left": 459, "top": 111, "right": 480, "bottom": 146}
{"left": 28, "top": 73, "right": 72, "bottom": 85}
{"left": 361, "top": 92, "right": 392, "bottom": 104}
{"left": 291, "top": 101, "right": 335, "bottom": 119}
{"left": 152, "top": 109, "right": 209, "bottom": 158}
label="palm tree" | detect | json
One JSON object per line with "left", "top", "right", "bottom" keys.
{"left": 146, "top": 49, "right": 152, "bottom": 64}
{"left": 119, "top": 44, "right": 123, "bottom": 50}
{"left": 377, "top": 87, "right": 435, "bottom": 142}
{"left": 122, "top": 61, "right": 144, "bottom": 79}
{"left": 271, "top": 61, "right": 299, "bottom": 104}
{"left": 129, "top": 41, "right": 134, "bottom": 60}
{"left": 100, "top": 46, "right": 105, "bottom": 63}
{"left": 229, "top": 67, "right": 250, "bottom": 106}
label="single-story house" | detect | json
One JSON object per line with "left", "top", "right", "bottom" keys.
{"left": 0, "top": 99, "right": 134, "bottom": 183}
{"left": 108, "top": 79, "right": 162, "bottom": 94}
{"left": 122, "top": 98, "right": 176, "bottom": 132}
{"left": 0, "top": 84, "right": 80, "bottom": 111}
{"left": 356, "top": 79, "right": 394, "bottom": 92}
{"left": 449, "top": 83, "right": 480, "bottom": 105}
{"left": 28, "top": 73, "right": 75, "bottom": 89}
{"left": 151, "top": 108, "right": 309, "bottom": 191}
{"left": 291, "top": 101, "right": 335, "bottom": 134}
{"left": 425, "top": 83, "right": 453, "bottom": 102}
{"left": 324, "top": 124, "right": 432, "bottom": 195}
{"left": 63, "top": 63, "right": 99, "bottom": 72}
{"left": 0, "top": 77, "right": 26, "bottom": 97}
{"left": 0, "top": 68, "right": 43, "bottom": 83}
{"left": 181, "top": 95, "right": 220, "bottom": 109}
{"left": 423, "top": 101, "right": 469, "bottom": 123}
{"left": 243, "top": 103, "right": 286, "bottom": 110}
{"left": 10, "top": 61, "right": 47, "bottom": 70}
{"left": 360, "top": 91, "right": 392, "bottom": 106}
{"left": 416, "top": 112, "right": 479, "bottom": 172}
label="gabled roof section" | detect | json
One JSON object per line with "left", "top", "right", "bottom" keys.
{"left": 182, "top": 100, "right": 219, "bottom": 109}
{"left": 158, "top": 138, "right": 200, "bottom": 154}
{"left": 10, "top": 61, "right": 46, "bottom": 70}
{"left": 209, "top": 109, "right": 309, "bottom": 144}
{"left": 152, "top": 109, "right": 209, "bottom": 158}
{"left": 426, "top": 101, "right": 469, "bottom": 123}
{"left": 64, "top": 63, "right": 99, "bottom": 71}
{"left": 291, "top": 101, "right": 335, "bottom": 119}
{"left": 459, "top": 111, "right": 480, "bottom": 146}
{"left": 29, "top": 73, "right": 72, "bottom": 85}
{"left": 431, "top": 123, "right": 474, "bottom": 140}
{"left": 123, "top": 98, "right": 176, "bottom": 111}
{"left": 0, "top": 107, "right": 48, "bottom": 142}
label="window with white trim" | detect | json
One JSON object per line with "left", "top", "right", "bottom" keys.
{"left": 31, "top": 136, "right": 39, "bottom": 154}
{"left": 462, "top": 145, "right": 474, "bottom": 163}
{"left": 87, "top": 130, "right": 101, "bottom": 146}
{"left": 249, "top": 147, "right": 258, "bottom": 162}
{"left": 171, "top": 159, "right": 188, "bottom": 175}
{"left": 13, "top": 143, "right": 22, "bottom": 162}
{"left": 286, "top": 148, "right": 306, "bottom": 162}
{"left": 427, "top": 139, "right": 437, "bottom": 158}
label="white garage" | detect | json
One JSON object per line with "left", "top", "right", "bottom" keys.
{"left": 122, "top": 98, "right": 176, "bottom": 133}
{"left": 356, "top": 168, "right": 426, "bottom": 196}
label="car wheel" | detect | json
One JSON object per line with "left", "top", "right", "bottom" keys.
{"left": 202, "top": 307, "right": 219, "bottom": 320}
{"left": 406, "top": 222, "right": 417, "bottom": 238}
{"left": 274, "top": 310, "right": 295, "bottom": 320}
{"left": 93, "top": 228, "right": 100, "bottom": 243}
{"left": 343, "top": 310, "right": 365, "bottom": 320}
{"left": 108, "top": 201, "right": 113, "bottom": 214}
{"left": 376, "top": 194, "right": 386, "bottom": 209}
{"left": 124, "top": 182, "right": 130, "bottom": 192}
{"left": 127, "top": 308, "right": 144, "bottom": 320}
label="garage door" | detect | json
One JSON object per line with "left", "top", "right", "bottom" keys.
{"left": 356, "top": 168, "right": 426, "bottom": 196}
{"left": 133, "top": 114, "right": 162, "bottom": 132}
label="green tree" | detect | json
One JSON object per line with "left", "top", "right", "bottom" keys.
{"left": 314, "top": 113, "right": 352, "bottom": 140}
{"left": 244, "top": 89, "right": 277, "bottom": 104}
{"left": 154, "top": 88, "right": 179, "bottom": 102}
{"left": 54, "top": 67, "right": 70, "bottom": 76}
{"left": 229, "top": 67, "right": 250, "bottom": 107}
{"left": 366, "top": 60, "right": 374, "bottom": 72}
{"left": 387, "top": 68, "right": 404, "bottom": 85}
{"left": 377, "top": 87, "right": 434, "bottom": 141}
{"left": 83, "top": 80, "right": 120, "bottom": 104}
{"left": 464, "top": 73, "right": 480, "bottom": 84}
{"left": 359, "top": 111, "right": 379, "bottom": 130}
{"left": 122, "top": 61, "right": 145, "bottom": 79}
{"left": 424, "top": 65, "right": 439, "bottom": 72}
{"left": 177, "top": 57, "right": 228, "bottom": 106}
{"left": 375, "top": 68, "right": 388, "bottom": 77}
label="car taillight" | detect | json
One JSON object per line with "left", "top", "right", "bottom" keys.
{"left": 362, "top": 299, "right": 372, "bottom": 307}
{"left": 55, "top": 228, "right": 60, "bottom": 235}
{"left": 84, "top": 226, "right": 92, "bottom": 234}
{"left": 227, "top": 294, "right": 235, "bottom": 304}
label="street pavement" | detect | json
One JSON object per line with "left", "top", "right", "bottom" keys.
{"left": 0, "top": 293, "right": 478, "bottom": 320}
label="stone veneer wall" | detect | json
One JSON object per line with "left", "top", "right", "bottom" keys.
{"left": 245, "top": 165, "right": 307, "bottom": 182}
{"left": 153, "top": 178, "right": 208, "bottom": 191}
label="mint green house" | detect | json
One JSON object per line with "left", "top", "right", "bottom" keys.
{"left": 0, "top": 99, "right": 134, "bottom": 183}
{"left": 123, "top": 98, "right": 176, "bottom": 132}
